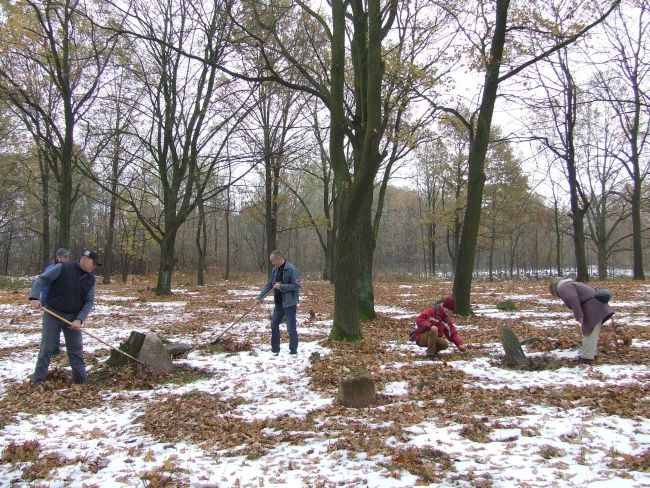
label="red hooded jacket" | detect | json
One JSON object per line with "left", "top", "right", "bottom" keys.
{"left": 414, "top": 304, "right": 464, "bottom": 347}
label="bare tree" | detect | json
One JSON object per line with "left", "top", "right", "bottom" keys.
{"left": 112, "top": 0, "right": 254, "bottom": 294}
{"left": 0, "top": 0, "right": 117, "bottom": 251}
{"left": 592, "top": 0, "right": 650, "bottom": 280}
{"left": 424, "top": 0, "right": 619, "bottom": 313}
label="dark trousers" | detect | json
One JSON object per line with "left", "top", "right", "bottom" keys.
{"left": 33, "top": 311, "right": 86, "bottom": 384}
{"left": 270, "top": 304, "right": 298, "bottom": 354}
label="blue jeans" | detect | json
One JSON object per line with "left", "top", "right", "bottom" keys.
{"left": 33, "top": 311, "right": 86, "bottom": 384}
{"left": 270, "top": 304, "right": 298, "bottom": 354}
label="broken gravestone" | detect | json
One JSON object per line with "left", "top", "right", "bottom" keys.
{"left": 138, "top": 333, "right": 174, "bottom": 374}
{"left": 106, "top": 331, "right": 174, "bottom": 374}
{"left": 338, "top": 370, "right": 376, "bottom": 408}
{"left": 499, "top": 325, "right": 530, "bottom": 368}
{"left": 164, "top": 342, "right": 192, "bottom": 357}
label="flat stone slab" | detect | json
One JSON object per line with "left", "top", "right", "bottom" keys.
{"left": 500, "top": 325, "right": 530, "bottom": 368}
{"left": 164, "top": 342, "right": 192, "bottom": 357}
{"left": 138, "top": 333, "right": 174, "bottom": 374}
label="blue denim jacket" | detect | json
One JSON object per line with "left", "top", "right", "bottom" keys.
{"left": 29, "top": 261, "right": 95, "bottom": 322}
{"left": 258, "top": 260, "right": 300, "bottom": 308}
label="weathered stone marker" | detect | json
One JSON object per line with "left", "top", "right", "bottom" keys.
{"left": 138, "top": 333, "right": 174, "bottom": 374}
{"left": 338, "top": 371, "right": 376, "bottom": 408}
{"left": 499, "top": 325, "right": 530, "bottom": 368}
{"left": 106, "top": 331, "right": 174, "bottom": 374}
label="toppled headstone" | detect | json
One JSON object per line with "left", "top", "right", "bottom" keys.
{"left": 499, "top": 325, "right": 530, "bottom": 368}
{"left": 106, "top": 331, "right": 146, "bottom": 368}
{"left": 138, "top": 333, "right": 174, "bottom": 374}
{"left": 106, "top": 331, "right": 174, "bottom": 374}
{"left": 164, "top": 342, "right": 192, "bottom": 357}
{"left": 338, "top": 371, "right": 376, "bottom": 408}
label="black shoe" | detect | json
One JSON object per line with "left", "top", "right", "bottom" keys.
{"left": 425, "top": 355, "right": 438, "bottom": 361}
{"left": 289, "top": 351, "right": 297, "bottom": 355}
{"left": 579, "top": 357, "right": 594, "bottom": 365}
{"left": 272, "top": 351, "right": 279, "bottom": 356}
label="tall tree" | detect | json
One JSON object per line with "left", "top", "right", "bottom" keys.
{"left": 434, "top": 0, "right": 619, "bottom": 314}
{"left": 0, "top": 0, "right": 116, "bottom": 250}
{"left": 228, "top": 0, "right": 397, "bottom": 339}
{"left": 580, "top": 102, "right": 629, "bottom": 279}
{"left": 534, "top": 47, "right": 591, "bottom": 281}
{"left": 113, "top": 0, "right": 252, "bottom": 294}
{"left": 594, "top": 0, "right": 649, "bottom": 280}
{"left": 243, "top": 81, "right": 308, "bottom": 274}
{"left": 355, "top": 0, "right": 446, "bottom": 320}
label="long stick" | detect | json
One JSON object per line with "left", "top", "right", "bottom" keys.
{"left": 41, "top": 307, "right": 149, "bottom": 367}
{"left": 211, "top": 287, "right": 273, "bottom": 344}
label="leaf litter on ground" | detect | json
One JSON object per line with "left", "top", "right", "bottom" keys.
{"left": 0, "top": 277, "right": 647, "bottom": 486}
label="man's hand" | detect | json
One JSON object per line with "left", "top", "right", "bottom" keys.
{"left": 29, "top": 299, "right": 41, "bottom": 309}
{"left": 70, "top": 319, "right": 82, "bottom": 331}
{"left": 458, "top": 346, "right": 467, "bottom": 353}
{"left": 273, "top": 282, "right": 282, "bottom": 290}
{"left": 253, "top": 297, "right": 262, "bottom": 306}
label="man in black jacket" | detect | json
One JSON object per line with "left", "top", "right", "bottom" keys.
{"left": 28, "top": 250, "right": 102, "bottom": 385}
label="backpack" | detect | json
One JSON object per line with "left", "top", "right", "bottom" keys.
{"left": 408, "top": 328, "right": 417, "bottom": 342}
{"left": 408, "top": 304, "right": 448, "bottom": 342}
{"left": 594, "top": 287, "right": 612, "bottom": 303}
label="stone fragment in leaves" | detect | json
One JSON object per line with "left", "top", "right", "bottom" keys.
{"left": 106, "top": 331, "right": 146, "bottom": 368}
{"left": 138, "top": 333, "right": 174, "bottom": 374}
{"left": 106, "top": 331, "right": 174, "bottom": 374}
{"left": 499, "top": 325, "right": 530, "bottom": 368}
{"left": 338, "top": 371, "right": 376, "bottom": 408}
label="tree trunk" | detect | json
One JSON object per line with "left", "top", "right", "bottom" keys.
{"left": 264, "top": 150, "right": 279, "bottom": 275}
{"left": 428, "top": 221, "right": 436, "bottom": 277}
{"left": 2, "top": 226, "right": 12, "bottom": 275}
{"left": 323, "top": 224, "right": 336, "bottom": 282}
{"left": 488, "top": 226, "right": 496, "bottom": 282}
{"left": 328, "top": 0, "right": 361, "bottom": 340}
{"left": 156, "top": 230, "right": 178, "bottom": 295}
{"left": 358, "top": 190, "right": 376, "bottom": 321}
{"left": 57, "top": 77, "right": 77, "bottom": 250}
{"left": 39, "top": 150, "right": 50, "bottom": 270}
{"left": 453, "top": 0, "right": 510, "bottom": 316}
{"left": 196, "top": 201, "right": 206, "bottom": 285}
{"left": 553, "top": 199, "right": 562, "bottom": 275}
{"left": 104, "top": 190, "right": 117, "bottom": 285}
{"left": 330, "top": 209, "right": 363, "bottom": 340}
{"left": 224, "top": 191, "right": 230, "bottom": 280}
{"left": 631, "top": 176, "right": 645, "bottom": 280}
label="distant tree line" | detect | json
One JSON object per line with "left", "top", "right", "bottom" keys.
{"left": 0, "top": 0, "right": 647, "bottom": 336}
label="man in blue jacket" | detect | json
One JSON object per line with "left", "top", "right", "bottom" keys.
{"left": 28, "top": 250, "right": 102, "bottom": 385}
{"left": 255, "top": 250, "right": 300, "bottom": 355}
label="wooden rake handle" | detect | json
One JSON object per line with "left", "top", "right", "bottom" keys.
{"left": 41, "top": 306, "right": 149, "bottom": 368}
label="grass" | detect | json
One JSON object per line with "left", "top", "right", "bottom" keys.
{"left": 0, "top": 276, "right": 31, "bottom": 289}
{"left": 496, "top": 300, "right": 517, "bottom": 311}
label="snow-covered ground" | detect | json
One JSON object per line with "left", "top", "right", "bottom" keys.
{"left": 0, "top": 280, "right": 647, "bottom": 487}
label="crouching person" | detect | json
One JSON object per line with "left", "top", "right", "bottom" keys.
{"left": 549, "top": 277, "right": 614, "bottom": 364}
{"left": 412, "top": 296, "right": 465, "bottom": 360}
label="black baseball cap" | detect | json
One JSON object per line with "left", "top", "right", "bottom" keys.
{"left": 82, "top": 250, "right": 103, "bottom": 266}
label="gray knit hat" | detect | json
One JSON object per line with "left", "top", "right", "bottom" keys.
{"left": 55, "top": 248, "right": 71, "bottom": 257}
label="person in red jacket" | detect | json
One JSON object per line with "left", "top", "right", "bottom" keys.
{"left": 412, "top": 296, "right": 466, "bottom": 360}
